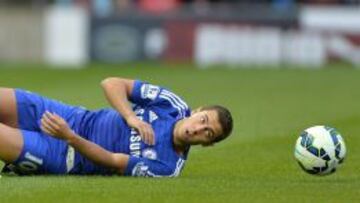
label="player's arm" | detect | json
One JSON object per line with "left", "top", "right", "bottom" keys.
{"left": 101, "top": 77, "right": 154, "bottom": 145}
{"left": 40, "top": 111, "right": 128, "bottom": 174}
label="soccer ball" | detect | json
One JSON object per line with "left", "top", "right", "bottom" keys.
{"left": 294, "top": 125, "right": 346, "bottom": 175}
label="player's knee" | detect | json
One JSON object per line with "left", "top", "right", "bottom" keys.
{"left": 0, "top": 88, "right": 18, "bottom": 128}
{"left": 0, "top": 124, "right": 23, "bottom": 162}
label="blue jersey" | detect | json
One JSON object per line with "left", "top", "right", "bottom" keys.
{"left": 72, "top": 80, "right": 191, "bottom": 176}
{"left": 12, "top": 80, "right": 191, "bottom": 177}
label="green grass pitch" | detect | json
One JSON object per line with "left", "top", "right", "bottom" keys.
{"left": 0, "top": 63, "right": 359, "bottom": 202}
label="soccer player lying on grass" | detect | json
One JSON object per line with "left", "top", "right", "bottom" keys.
{"left": 0, "top": 77, "right": 233, "bottom": 177}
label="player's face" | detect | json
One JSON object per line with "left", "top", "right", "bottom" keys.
{"left": 179, "top": 110, "right": 223, "bottom": 146}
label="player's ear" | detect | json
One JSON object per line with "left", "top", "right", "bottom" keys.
{"left": 191, "top": 106, "right": 203, "bottom": 115}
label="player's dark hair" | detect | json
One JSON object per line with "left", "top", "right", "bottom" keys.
{"left": 201, "top": 105, "right": 233, "bottom": 143}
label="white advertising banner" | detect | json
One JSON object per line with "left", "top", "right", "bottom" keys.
{"left": 195, "top": 25, "right": 282, "bottom": 68}
{"left": 300, "top": 6, "right": 360, "bottom": 67}
{"left": 300, "top": 6, "right": 360, "bottom": 34}
{"left": 195, "top": 24, "right": 327, "bottom": 68}
{"left": 283, "top": 31, "right": 326, "bottom": 67}
{"left": 44, "top": 6, "right": 88, "bottom": 67}
{"left": 195, "top": 24, "right": 360, "bottom": 67}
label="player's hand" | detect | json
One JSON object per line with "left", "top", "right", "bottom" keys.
{"left": 126, "top": 115, "right": 155, "bottom": 145}
{"left": 41, "top": 111, "right": 74, "bottom": 141}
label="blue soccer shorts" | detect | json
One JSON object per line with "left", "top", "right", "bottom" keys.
{"left": 10, "top": 89, "right": 78, "bottom": 174}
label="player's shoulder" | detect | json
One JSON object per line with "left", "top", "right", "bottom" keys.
{"left": 135, "top": 80, "right": 162, "bottom": 101}
{"left": 136, "top": 80, "right": 191, "bottom": 113}
{"left": 158, "top": 89, "right": 189, "bottom": 109}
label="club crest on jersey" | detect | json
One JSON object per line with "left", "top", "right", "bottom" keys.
{"left": 142, "top": 148, "right": 157, "bottom": 160}
{"left": 141, "top": 84, "right": 160, "bottom": 100}
{"left": 132, "top": 162, "right": 150, "bottom": 177}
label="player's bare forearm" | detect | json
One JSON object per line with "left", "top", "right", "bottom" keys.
{"left": 66, "top": 134, "right": 129, "bottom": 174}
{"left": 41, "top": 111, "right": 129, "bottom": 174}
{"left": 101, "top": 77, "right": 136, "bottom": 121}
{"left": 101, "top": 77, "right": 155, "bottom": 145}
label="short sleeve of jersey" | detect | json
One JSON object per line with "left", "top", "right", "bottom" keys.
{"left": 130, "top": 80, "right": 191, "bottom": 119}
{"left": 130, "top": 80, "right": 163, "bottom": 106}
{"left": 124, "top": 156, "right": 175, "bottom": 177}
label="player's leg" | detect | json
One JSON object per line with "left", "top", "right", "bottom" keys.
{"left": 0, "top": 88, "right": 18, "bottom": 128}
{"left": 0, "top": 123, "right": 68, "bottom": 175}
{"left": 15, "top": 89, "right": 80, "bottom": 132}
{"left": 0, "top": 123, "right": 23, "bottom": 163}
{"left": 0, "top": 88, "right": 70, "bottom": 174}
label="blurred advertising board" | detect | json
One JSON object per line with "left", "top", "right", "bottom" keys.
{"left": 44, "top": 6, "right": 89, "bottom": 67}
{"left": 90, "top": 17, "right": 164, "bottom": 63}
{"left": 300, "top": 6, "right": 360, "bottom": 67}
{"left": 89, "top": 4, "right": 296, "bottom": 65}
{"left": 195, "top": 25, "right": 327, "bottom": 68}
{"left": 88, "top": 5, "right": 360, "bottom": 68}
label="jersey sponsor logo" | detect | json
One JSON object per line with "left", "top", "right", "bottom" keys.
{"left": 142, "top": 148, "right": 157, "bottom": 160}
{"left": 130, "top": 108, "right": 145, "bottom": 157}
{"left": 141, "top": 84, "right": 160, "bottom": 100}
{"left": 130, "top": 128, "right": 142, "bottom": 157}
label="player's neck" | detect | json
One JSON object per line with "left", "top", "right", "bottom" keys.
{"left": 173, "top": 120, "right": 188, "bottom": 155}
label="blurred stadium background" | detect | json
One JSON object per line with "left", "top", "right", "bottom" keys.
{"left": 1, "top": 0, "right": 360, "bottom": 203}
{"left": 0, "top": 0, "right": 360, "bottom": 67}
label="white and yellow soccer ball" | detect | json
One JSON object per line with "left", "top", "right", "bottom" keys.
{"left": 294, "top": 125, "right": 346, "bottom": 175}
